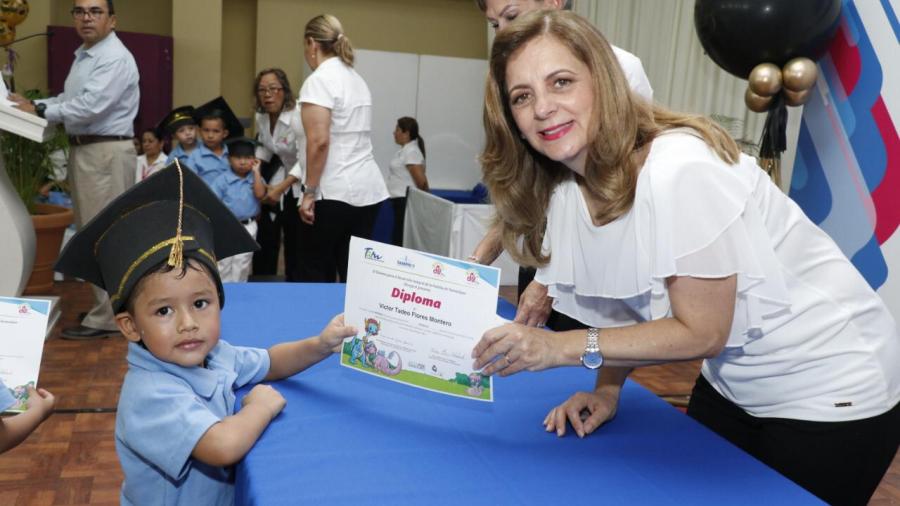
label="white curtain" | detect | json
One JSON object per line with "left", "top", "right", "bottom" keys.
{"left": 573, "top": 0, "right": 764, "bottom": 146}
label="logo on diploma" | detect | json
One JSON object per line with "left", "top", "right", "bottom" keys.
{"left": 364, "top": 247, "right": 383, "bottom": 262}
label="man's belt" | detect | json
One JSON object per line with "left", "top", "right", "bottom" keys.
{"left": 68, "top": 135, "right": 132, "bottom": 146}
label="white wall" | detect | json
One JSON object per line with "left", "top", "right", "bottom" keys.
{"left": 356, "top": 50, "right": 488, "bottom": 191}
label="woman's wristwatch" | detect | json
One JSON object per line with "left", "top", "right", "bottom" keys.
{"left": 303, "top": 185, "right": 319, "bottom": 198}
{"left": 580, "top": 328, "right": 604, "bottom": 370}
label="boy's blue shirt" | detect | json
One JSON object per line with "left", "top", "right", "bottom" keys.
{"left": 210, "top": 170, "right": 260, "bottom": 221}
{"left": 185, "top": 143, "right": 230, "bottom": 187}
{"left": 116, "top": 340, "right": 270, "bottom": 506}
{"left": 166, "top": 144, "right": 195, "bottom": 166}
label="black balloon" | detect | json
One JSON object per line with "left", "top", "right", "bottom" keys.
{"left": 694, "top": 0, "right": 842, "bottom": 79}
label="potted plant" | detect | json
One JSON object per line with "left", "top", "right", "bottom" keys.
{"left": 0, "top": 89, "right": 73, "bottom": 295}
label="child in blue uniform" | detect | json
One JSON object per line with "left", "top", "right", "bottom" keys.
{"left": 185, "top": 97, "right": 245, "bottom": 187}
{"left": 160, "top": 105, "right": 198, "bottom": 166}
{"left": 55, "top": 163, "right": 356, "bottom": 505}
{"left": 0, "top": 379, "right": 55, "bottom": 454}
{"left": 211, "top": 137, "right": 266, "bottom": 282}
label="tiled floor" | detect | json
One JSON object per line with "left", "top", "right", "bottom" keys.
{"left": 0, "top": 280, "right": 896, "bottom": 504}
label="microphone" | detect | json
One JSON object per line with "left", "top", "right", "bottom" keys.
{"left": 2, "top": 31, "right": 54, "bottom": 47}
{"left": 1, "top": 31, "right": 55, "bottom": 92}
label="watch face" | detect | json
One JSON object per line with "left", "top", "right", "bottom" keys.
{"left": 581, "top": 351, "right": 603, "bottom": 369}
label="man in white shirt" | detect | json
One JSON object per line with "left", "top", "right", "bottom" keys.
{"left": 12, "top": 0, "right": 140, "bottom": 340}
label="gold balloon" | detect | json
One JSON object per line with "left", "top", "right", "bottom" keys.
{"left": 745, "top": 87, "right": 773, "bottom": 113}
{"left": 782, "top": 57, "right": 818, "bottom": 92}
{"left": 0, "top": 23, "right": 14, "bottom": 46}
{"left": 748, "top": 63, "right": 782, "bottom": 97}
{"left": 0, "top": 0, "right": 29, "bottom": 28}
{"left": 784, "top": 87, "right": 812, "bottom": 107}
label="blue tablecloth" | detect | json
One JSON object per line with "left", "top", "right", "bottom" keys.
{"left": 222, "top": 283, "right": 822, "bottom": 506}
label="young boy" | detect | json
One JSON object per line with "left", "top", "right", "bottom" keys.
{"left": 54, "top": 163, "right": 356, "bottom": 505}
{"left": 185, "top": 97, "right": 245, "bottom": 187}
{"left": 160, "top": 105, "right": 198, "bottom": 166}
{"left": 0, "top": 381, "right": 55, "bottom": 454}
{"left": 211, "top": 137, "right": 266, "bottom": 282}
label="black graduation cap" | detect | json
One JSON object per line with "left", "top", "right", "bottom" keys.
{"left": 193, "top": 96, "right": 244, "bottom": 139}
{"left": 225, "top": 137, "right": 258, "bottom": 158}
{"left": 54, "top": 161, "right": 259, "bottom": 313}
{"left": 157, "top": 105, "right": 196, "bottom": 136}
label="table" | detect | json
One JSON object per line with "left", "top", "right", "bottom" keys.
{"left": 223, "top": 283, "right": 822, "bottom": 505}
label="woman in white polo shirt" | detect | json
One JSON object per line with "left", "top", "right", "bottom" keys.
{"left": 387, "top": 116, "right": 428, "bottom": 246}
{"left": 296, "top": 14, "right": 389, "bottom": 282}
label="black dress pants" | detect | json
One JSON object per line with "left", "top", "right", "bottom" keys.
{"left": 252, "top": 190, "right": 302, "bottom": 281}
{"left": 390, "top": 197, "right": 406, "bottom": 247}
{"left": 297, "top": 199, "right": 381, "bottom": 282}
{"left": 688, "top": 374, "right": 900, "bottom": 506}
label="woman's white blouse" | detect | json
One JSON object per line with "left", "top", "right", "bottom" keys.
{"left": 255, "top": 106, "right": 305, "bottom": 201}
{"left": 535, "top": 131, "right": 900, "bottom": 421}
{"left": 297, "top": 57, "right": 388, "bottom": 207}
{"left": 387, "top": 141, "right": 425, "bottom": 198}
{"left": 135, "top": 152, "right": 168, "bottom": 182}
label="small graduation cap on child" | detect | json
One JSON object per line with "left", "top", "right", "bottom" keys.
{"left": 157, "top": 105, "right": 196, "bottom": 137}
{"left": 193, "top": 96, "right": 244, "bottom": 139}
{"left": 224, "top": 137, "right": 258, "bottom": 157}
{"left": 54, "top": 161, "right": 259, "bottom": 313}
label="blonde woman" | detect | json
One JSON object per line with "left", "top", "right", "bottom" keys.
{"left": 470, "top": 11, "right": 900, "bottom": 505}
{"left": 296, "top": 14, "right": 388, "bottom": 282}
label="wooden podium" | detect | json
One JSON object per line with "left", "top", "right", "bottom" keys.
{"left": 0, "top": 100, "right": 52, "bottom": 296}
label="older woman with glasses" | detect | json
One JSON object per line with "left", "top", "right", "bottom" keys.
{"left": 251, "top": 68, "right": 305, "bottom": 281}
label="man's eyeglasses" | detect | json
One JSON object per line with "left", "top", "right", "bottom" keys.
{"left": 70, "top": 7, "right": 108, "bottom": 20}
{"left": 257, "top": 86, "right": 284, "bottom": 96}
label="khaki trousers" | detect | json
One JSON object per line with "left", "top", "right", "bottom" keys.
{"left": 68, "top": 140, "right": 136, "bottom": 330}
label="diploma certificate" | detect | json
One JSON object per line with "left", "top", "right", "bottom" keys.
{"left": 343, "top": 237, "right": 501, "bottom": 401}
{"left": 0, "top": 297, "right": 50, "bottom": 413}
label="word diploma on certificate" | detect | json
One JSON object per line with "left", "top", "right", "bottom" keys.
{"left": 343, "top": 237, "right": 501, "bottom": 401}
{"left": 0, "top": 297, "right": 50, "bottom": 413}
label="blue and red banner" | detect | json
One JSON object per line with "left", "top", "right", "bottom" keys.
{"left": 790, "top": 0, "right": 900, "bottom": 320}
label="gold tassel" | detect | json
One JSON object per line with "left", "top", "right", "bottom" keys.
{"left": 167, "top": 160, "right": 186, "bottom": 269}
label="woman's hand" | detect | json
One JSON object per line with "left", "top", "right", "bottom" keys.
{"left": 514, "top": 280, "right": 553, "bottom": 327}
{"left": 300, "top": 193, "right": 316, "bottom": 225}
{"left": 472, "top": 323, "right": 560, "bottom": 376}
{"left": 544, "top": 389, "right": 620, "bottom": 438}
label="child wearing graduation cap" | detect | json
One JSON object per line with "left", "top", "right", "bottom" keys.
{"left": 211, "top": 137, "right": 266, "bottom": 282}
{"left": 161, "top": 105, "right": 199, "bottom": 166}
{"left": 185, "top": 97, "right": 245, "bottom": 187}
{"left": 55, "top": 163, "right": 356, "bottom": 505}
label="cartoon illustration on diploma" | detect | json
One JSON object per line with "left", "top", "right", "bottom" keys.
{"left": 342, "top": 237, "right": 501, "bottom": 401}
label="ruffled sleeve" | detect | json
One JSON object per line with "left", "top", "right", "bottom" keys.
{"left": 636, "top": 134, "right": 791, "bottom": 347}
{"left": 536, "top": 132, "right": 792, "bottom": 348}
